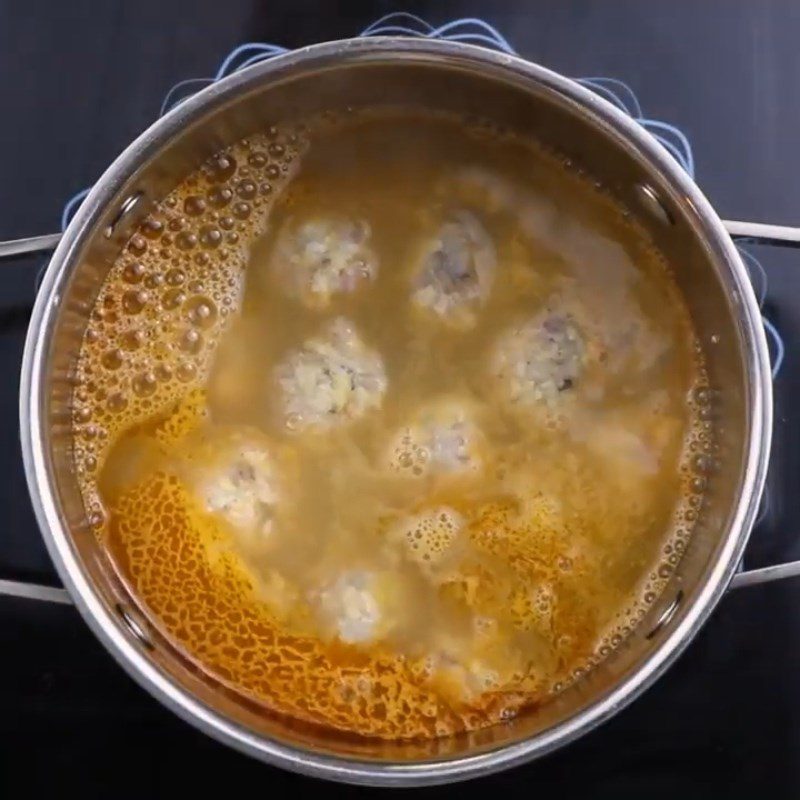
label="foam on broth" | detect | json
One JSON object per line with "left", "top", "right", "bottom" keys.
{"left": 72, "top": 110, "right": 711, "bottom": 740}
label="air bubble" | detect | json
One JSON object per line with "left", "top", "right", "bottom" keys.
{"left": 89, "top": 510, "right": 105, "bottom": 528}
{"left": 177, "top": 362, "right": 197, "bottom": 382}
{"left": 266, "top": 164, "right": 281, "bottom": 180}
{"left": 122, "top": 290, "right": 149, "bottom": 315}
{"left": 141, "top": 217, "right": 163, "bottom": 239}
{"left": 285, "top": 412, "right": 302, "bottom": 431}
{"left": 236, "top": 179, "right": 257, "bottom": 199}
{"left": 101, "top": 349, "right": 124, "bottom": 370}
{"left": 693, "top": 385, "right": 711, "bottom": 405}
{"left": 184, "top": 196, "right": 207, "bottom": 216}
{"left": 122, "top": 262, "right": 146, "bottom": 284}
{"left": 248, "top": 152, "right": 267, "bottom": 168}
{"left": 166, "top": 268, "right": 185, "bottom": 286}
{"left": 121, "top": 330, "right": 145, "bottom": 351}
{"left": 200, "top": 225, "right": 223, "bottom": 249}
{"left": 179, "top": 328, "right": 203, "bottom": 354}
{"left": 185, "top": 296, "right": 217, "bottom": 329}
{"left": 132, "top": 372, "right": 157, "bottom": 397}
{"left": 219, "top": 216, "right": 235, "bottom": 230}
{"left": 207, "top": 186, "right": 233, "bottom": 207}
{"left": 162, "top": 288, "right": 187, "bottom": 310}
{"left": 232, "top": 201, "right": 251, "bottom": 220}
{"left": 107, "top": 392, "right": 128, "bottom": 413}
{"left": 207, "top": 154, "right": 237, "bottom": 183}
{"left": 690, "top": 476, "right": 707, "bottom": 493}
{"left": 176, "top": 231, "right": 198, "bottom": 251}
{"left": 128, "top": 235, "right": 147, "bottom": 256}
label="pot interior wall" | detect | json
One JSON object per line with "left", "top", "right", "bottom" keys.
{"left": 40, "top": 48, "right": 752, "bottom": 764}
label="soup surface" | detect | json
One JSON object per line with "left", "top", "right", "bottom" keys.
{"left": 73, "top": 110, "right": 707, "bottom": 740}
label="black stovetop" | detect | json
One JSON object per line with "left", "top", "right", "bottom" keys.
{"left": 2, "top": 2, "right": 800, "bottom": 797}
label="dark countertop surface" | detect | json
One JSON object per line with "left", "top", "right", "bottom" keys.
{"left": 1, "top": 1, "right": 800, "bottom": 797}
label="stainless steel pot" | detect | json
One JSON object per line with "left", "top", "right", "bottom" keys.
{"left": 3, "top": 38, "right": 800, "bottom": 786}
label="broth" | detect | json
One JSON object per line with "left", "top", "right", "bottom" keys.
{"left": 72, "top": 110, "right": 707, "bottom": 740}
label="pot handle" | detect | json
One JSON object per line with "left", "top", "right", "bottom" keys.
{"left": 723, "top": 220, "right": 800, "bottom": 248}
{"left": 0, "top": 579, "right": 71, "bottom": 603}
{"left": 730, "top": 562, "right": 800, "bottom": 590}
{"left": 4, "top": 221, "right": 797, "bottom": 258}
{"left": 0, "top": 232, "right": 72, "bottom": 603}
{"left": 0, "top": 220, "right": 798, "bottom": 602}
{"left": 0, "top": 232, "right": 62, "bottom": 259}
{"left": 725, "top": 218, "right": 800, "bottom": 588}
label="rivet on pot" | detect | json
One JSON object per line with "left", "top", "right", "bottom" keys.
{"left": 104, "top": 191, "right": 145, "bottom": 239}
{"left": 645, "top": 589, "right": 684, "bottom": 640}
{"left": 116, "top": 603, "right": 154, "bottom": 650}
{"left": 635, "top": 183, "right": 674, "bottom": 226}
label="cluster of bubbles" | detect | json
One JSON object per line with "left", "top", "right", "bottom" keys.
{"left": 393, "top": 507, "right": 463, "bottom": 575}
{"left": 117, "top": 476, "right": 420, "bottom": 737}
{"left": 583, "top": 370, "right": 715, "bottom": 680}
{"left": 73, "top": 124, "right": 307, "bottom": 526}
{"left": 111, "top": 397, "right": 511, "bottom": 739}
{"left": 387, "top": 401, "right": 482, "bottom": 477}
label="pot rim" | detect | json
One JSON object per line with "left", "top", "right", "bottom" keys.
{"left": 19, "top": 37, "right": 772, "bottom": 786}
